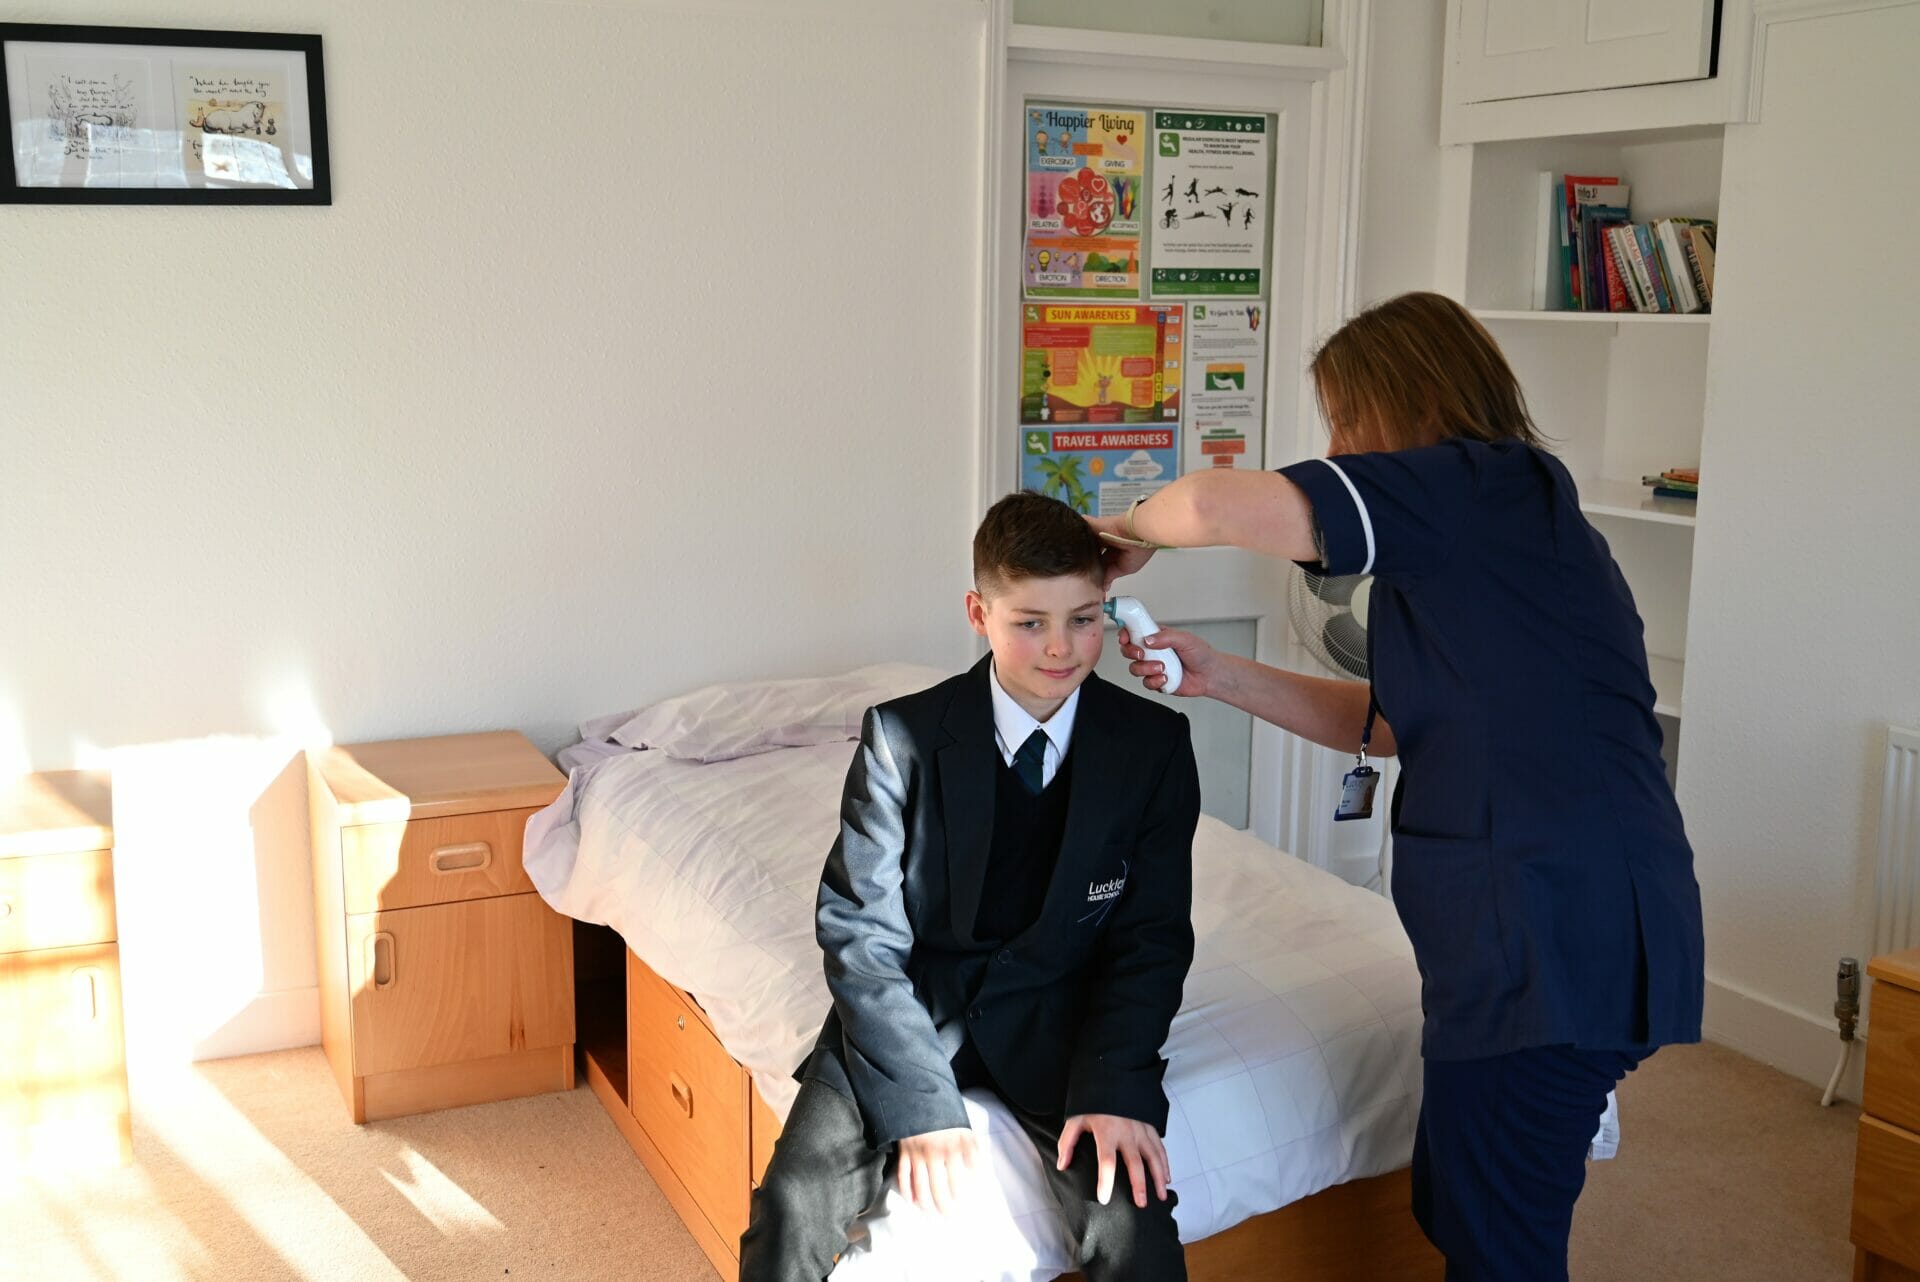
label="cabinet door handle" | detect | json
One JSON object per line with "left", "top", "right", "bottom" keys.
{"left": 367, "top": 931, "right": 396, "bottom": 990}
{"left": 430, "top": 841, "right": 492, "bottom": 874}
{"left": 72, "top": 967, "right": 100, "bottom": 1020}
{"left": 669, "top": 1071, "right": 693, "bottom": 1119}
{"left": 0, "top": 896, "right": 12, "bottom": 921}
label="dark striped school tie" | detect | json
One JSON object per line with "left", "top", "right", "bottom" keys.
{"left": 1013, "top": 728, "right": 1049, "bottom": 795}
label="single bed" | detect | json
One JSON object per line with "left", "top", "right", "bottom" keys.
{"left": 526, "top": 671, "right": 1443, "bottom": 1281}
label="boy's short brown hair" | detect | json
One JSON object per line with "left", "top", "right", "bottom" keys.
{"left": 972, "top": 491, "right": 1105, "bottom": 597}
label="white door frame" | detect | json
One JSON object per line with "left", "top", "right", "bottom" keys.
{"left": 970, "top": 2, "right": 1375, "bottom": 863}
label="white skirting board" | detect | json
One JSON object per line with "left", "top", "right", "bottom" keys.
{"left": 1703, "top": 974, "right": 1865, "bottom": 1103}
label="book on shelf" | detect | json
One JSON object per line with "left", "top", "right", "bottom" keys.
{"left": 1534, "top": 171, "right": 1561, "bottom": 311}
{"left": 1632, "top": 223, "right": 1674, "bottom": 313}
{"left": 1683, "top": 222, "right": 1716, "bottom": 305}
{"left": 1654, "top": 219, "right": 1704, "bottom": 314}
{"left": 1578, "top": 187, "right": 1632, "bottom": 312}
{"left": 1547, "top": 173, "right": 1716, "bottom": 313}
{"left": 1643, "top": 468, "right": 1700, "bottom": 500}
{"left": 1612, "top": 226, "right": 1658, "bottom": 314}
{"left": 1563, "top": 174, "right": 1620, "bottom": 310}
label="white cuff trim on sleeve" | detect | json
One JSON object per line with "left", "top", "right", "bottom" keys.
{"left": 1315, "top": 458, "right": 1376, "bottom": 575}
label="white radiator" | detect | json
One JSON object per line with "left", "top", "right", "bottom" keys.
{"left": 1874, "top": 725, "right": 1920, "bottom": 960}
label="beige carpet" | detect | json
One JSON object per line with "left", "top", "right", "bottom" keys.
{"left": 1, "top": 1040, "right": 1858, "bottom": 1280}
{"left": 1572, "top": 1040, "right": 1859, "bottom": 1281}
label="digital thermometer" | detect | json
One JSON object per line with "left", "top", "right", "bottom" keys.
{"left": 1104, "top": 596, "right": 1182, "bottom": 694}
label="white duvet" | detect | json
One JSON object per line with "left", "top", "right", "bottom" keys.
{"left": 525, "top": 738, "right": 1426, "bottom": 1279}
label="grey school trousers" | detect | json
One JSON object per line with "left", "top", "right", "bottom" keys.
{"left": 738, "top": 1057, "right": 1186, "bottom": 1282}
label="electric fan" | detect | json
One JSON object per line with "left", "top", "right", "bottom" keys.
{"left": 1285, "top": 564, "right": 1388, "bottom": 892}
{"left": 1286, "top": 566, "right": 1372, "bottom": 680}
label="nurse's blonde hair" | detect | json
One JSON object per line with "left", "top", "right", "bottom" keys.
{"left": 1310, "top": 292, "right": 1542, "bottom": 455}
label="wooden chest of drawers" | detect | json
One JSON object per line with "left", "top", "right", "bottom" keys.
{"left": 1853, "top": 949, "right": 1920, "bottom": 1282}
{"left": 1, "top": 771, "right": 130, "bottom": 1170}
{"left": 309, "top": 731, "right": 575, "bottom": 1122}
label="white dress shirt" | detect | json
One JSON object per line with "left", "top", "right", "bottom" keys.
{"left": 987, "top": 661, "right": 1080, "bottom": 789}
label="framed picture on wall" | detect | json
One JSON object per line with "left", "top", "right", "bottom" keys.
{"left": 1, "top": 23, "right": 329, "bottom": 203}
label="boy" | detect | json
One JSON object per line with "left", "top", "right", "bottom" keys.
{"left": 739, "top": 492, "right": 1200, "bottom": 1281}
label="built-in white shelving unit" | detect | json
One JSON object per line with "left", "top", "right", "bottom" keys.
{"left": 1573, "top": 477, "right": 1697, "bottom": 528}
{"left": 1471, "top": 308, "right": 1710, "bottom": 327}
{"left": 1440, "top": 121, "right": 1723, "bottom": 742}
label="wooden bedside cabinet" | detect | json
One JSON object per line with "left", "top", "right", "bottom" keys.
{"left": 309, "top": 731, "right": 575, "bottom": 1123}
{"left": 1853, "top": 949, "right": 1920, "bottom": 1282}
{"left": 1, "top": 771, "right": 131, "bottom": 1171}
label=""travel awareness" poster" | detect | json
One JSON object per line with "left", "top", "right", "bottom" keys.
{"left": 1021, "top": 425, "right": 1178, "bottom": 517}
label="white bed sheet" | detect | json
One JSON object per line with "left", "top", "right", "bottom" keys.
{"left": 526, "top": 739, "right": 1426, "bottom": 1279}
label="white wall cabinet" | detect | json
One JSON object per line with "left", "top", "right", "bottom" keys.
{"left": 1453, "top": 0, "right": 1716, "bottom": 104}
{"left": 1442, "top": 0, "right": 1752, "bottom": 143}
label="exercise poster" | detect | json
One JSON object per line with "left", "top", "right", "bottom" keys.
{"left": 1149, "top": 111, "right": 1269, "bottom": 297}
{"left": 1025, "top": 103, "right": 1144, "bottom": 298}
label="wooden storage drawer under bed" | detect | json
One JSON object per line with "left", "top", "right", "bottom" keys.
{"left": 626, "top": 950, "right": 752, "bottom": 1248}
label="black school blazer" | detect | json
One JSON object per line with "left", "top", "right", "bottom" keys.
{"left": 803, "top": 657, "right": 1199, "bottom": 1144}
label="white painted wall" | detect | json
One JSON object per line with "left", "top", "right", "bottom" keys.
{"left": 1679, "top": 2, "right": 1920, "bottom": 1090}
{"left": 1, "top": 0, "right": 988, "bottom": 1063}
{"left": 1355, "top": 0, "right": 1448, "bottom": 306}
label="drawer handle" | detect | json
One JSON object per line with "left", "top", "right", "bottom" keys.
{"left": 430, "top": 841, "right": 492, "bottom": 874}
{"left": 670, "top": 1071, "right": 693, "bottom": 1119}
{"left": 72, "top": 967, "right": 100, "bottom": 1020}
{"left": 367, "top": 931, "right": 397, "bottom": 990}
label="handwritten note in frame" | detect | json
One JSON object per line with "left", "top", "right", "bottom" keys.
{"left": 2, "top": 23, "right": 329, "bottom": 204}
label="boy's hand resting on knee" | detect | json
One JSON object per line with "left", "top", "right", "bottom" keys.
{"left": 895, "top": 1127, "right": 978, "bottom": 1215}
{"left": 1057, "top": 1113, "right": 1171, "bottom": 1209}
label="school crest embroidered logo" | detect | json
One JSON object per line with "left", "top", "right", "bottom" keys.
{"left": 1078, "top": 861, "right": 1129, "bottom": 925}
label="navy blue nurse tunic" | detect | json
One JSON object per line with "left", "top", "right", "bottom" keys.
{"left": 1278, "top": 440, "right": 1704, "bottom": 1062}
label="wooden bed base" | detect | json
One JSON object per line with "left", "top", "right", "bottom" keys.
{"left": 576, "top": 924, "right": 1441, "bottom": 1281}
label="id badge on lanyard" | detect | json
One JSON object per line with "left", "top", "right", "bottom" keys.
{"left": 1334, "top": 691, "right": 1380, "bottom": 822}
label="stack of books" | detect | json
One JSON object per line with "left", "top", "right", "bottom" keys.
{"left": 1644, "top": 468, "right": 1699, "bottom": 501}
{"left": 1556, "top": 174, "right": 1715, "bottom": 314}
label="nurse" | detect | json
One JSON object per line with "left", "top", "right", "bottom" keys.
{"left": 1091, "top": 292, "right": 1704, "bottom": 1282}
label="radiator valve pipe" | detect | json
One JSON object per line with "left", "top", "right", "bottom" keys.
{"left": 1822, "top": 957, "right": 1861, "bottom": 1107}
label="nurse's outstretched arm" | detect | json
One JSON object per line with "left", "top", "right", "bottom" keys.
{"left": 1090, "top": 470, "right": 1319, "bottom": 565}
{"left": 1118, "top": 629, "right": 1397, "bottom": 758}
